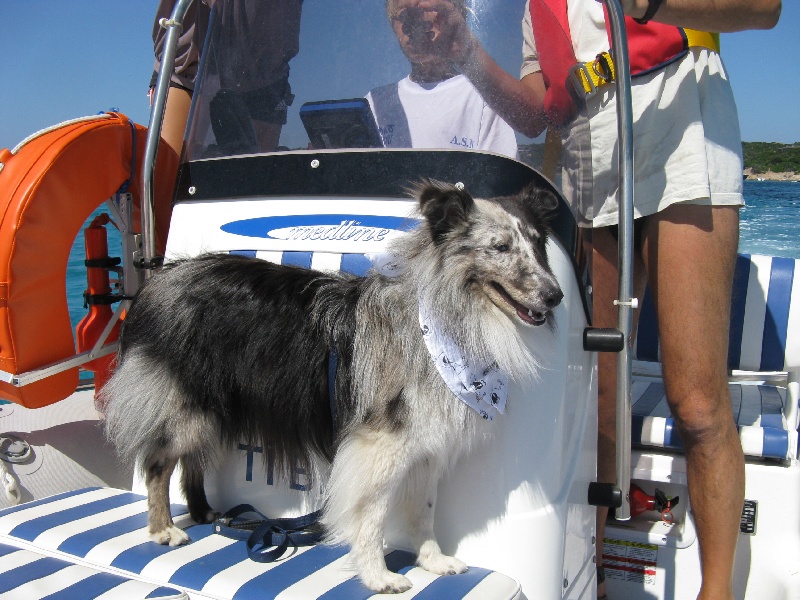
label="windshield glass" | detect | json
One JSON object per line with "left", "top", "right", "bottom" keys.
{"left": 171, "top": 0, "right": 595, "bottom": 317}
{"left": 184, "top": 0, "right": 581, "bottom": 166}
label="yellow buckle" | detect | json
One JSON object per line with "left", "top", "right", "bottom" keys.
{"left": 570, "top": 52, "right": 616, "bottom": 98}
{"left": 568, "top": 31, "right": 717, "bottom": 100}
{"left": 569, "top": 63, "right": 597, "bottom": 99}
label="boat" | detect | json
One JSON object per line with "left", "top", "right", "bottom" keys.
{"left": 0, "top": 0, "right": 797, "bottom": 598}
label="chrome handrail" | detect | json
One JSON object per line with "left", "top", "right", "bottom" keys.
{"left": 140, "top": 0, "right": 195, "bottom": 277}
{"left": 601, "top": 0, "right": 635, "bottom": 522}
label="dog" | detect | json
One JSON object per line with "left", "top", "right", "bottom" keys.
{"left": 102, "top": 180, "right": 563, "bottom": 593}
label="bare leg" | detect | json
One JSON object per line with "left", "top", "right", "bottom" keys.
{"left": 252, "top": 121, "right": 283, "bottom": 152}
{"left": 159, "top": 86, "right": 192, "bottom": 155}
{"left": 640, "top": 204, "right": 744, "bottom": 600}
{"left": 591, "top": 226, "right": 648, "bottom": 598}
{"left": 145, "top": 455, "right": 189, "bottom": 546}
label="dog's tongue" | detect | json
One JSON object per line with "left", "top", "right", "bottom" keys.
{"left": 493, "top": 283, "right": 545, "bottom": 325}
{"left": 516, "top": 306, "right": 545, "bottom": 326}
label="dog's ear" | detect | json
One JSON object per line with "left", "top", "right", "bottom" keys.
{"left": 416, "top": 180, "right": 475, "bottom": 245}
{"left": 519, "top": 183, "right": 560, "bottom": 226}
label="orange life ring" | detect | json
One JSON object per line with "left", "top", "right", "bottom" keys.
{"left": 0, "top": 112, "right": 178, "bottom": 408}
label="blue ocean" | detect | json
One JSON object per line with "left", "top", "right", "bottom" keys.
{"left": 65, "top": 180, "right": 800, "bottom": 332}
{"left": 738, "top": 180, "right": 800, "bottom": 258}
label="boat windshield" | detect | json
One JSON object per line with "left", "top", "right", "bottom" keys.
{"left": 182, "top": 0, "right": 590, "bottom": 201}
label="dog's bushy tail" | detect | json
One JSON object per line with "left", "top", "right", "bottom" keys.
{"left": 102, "top": 347, "right": 222, "bottom": 472}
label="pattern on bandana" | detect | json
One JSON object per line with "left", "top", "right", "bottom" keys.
{"left": 418, "top": 298, "right": 508, "bottom": 420}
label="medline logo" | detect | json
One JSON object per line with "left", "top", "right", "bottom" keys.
{"left": 279, "top": 219, "right": 389, "bottom": 242}
{"left": 220, "top": 214, "right": 417, "bottom": 242}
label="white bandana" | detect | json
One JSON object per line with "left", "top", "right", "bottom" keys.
{"left": 418, "top": 298, "right": 508, "bottom": 420}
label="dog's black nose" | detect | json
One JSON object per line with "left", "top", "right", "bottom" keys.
{"left": 545, "top": 288, "right": 564, "bottom": 310}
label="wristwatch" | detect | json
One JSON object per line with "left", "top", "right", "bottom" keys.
{"left": 633, "top": 0, "right": 665, "bottom": 24}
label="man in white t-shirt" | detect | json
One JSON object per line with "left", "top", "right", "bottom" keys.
{"left": 366, "top": 0, "right": 518, "bottom": 159}
{"left": 420, "top": 1, "right": 781, "bottom": 598}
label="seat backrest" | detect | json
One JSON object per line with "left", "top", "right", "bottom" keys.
{"left": 230, "top": 249, "right": 375, "bottom": 276}
{"left": 634, "top": 254, "right": 800, "bottom": 373}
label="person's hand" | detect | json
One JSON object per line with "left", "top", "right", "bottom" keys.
{"left": 393, "top": 3, "right": 436, "bottom": 55}
{"left": 413, "top": 0, "right": 476, "bottom": 66}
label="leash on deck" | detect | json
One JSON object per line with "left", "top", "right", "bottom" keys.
{"left": 213, "top": 504, "right": 323, "bottom": 563}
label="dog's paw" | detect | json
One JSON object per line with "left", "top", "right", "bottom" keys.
{"left": 361, "top": 571, "right": 413, "bottom": 594}
{"left": 150, "top": 525, "right": 190, "bottom": 546}
{"left": 191, "top": 509, "right": 220, "bottom": 524}
{"left": 418, "top": 553, "right": 468, "bottom": 576}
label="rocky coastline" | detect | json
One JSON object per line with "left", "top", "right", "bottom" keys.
{"left": 743, "top": 168, "right": 800, "bottom": 182}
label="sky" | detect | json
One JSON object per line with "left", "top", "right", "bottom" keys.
{"left": 1, "top": 0, "right": 798, "bottom": 151}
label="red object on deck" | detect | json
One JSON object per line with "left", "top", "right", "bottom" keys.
{"left": 75, "top": 214, "right": 120, "bottom": 402}
{"left": 629, "top": 483, "right": 657, "bottom": 517}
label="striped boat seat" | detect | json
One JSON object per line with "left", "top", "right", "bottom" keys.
{"left": 632, "top": 254, "right": 800, "bottom": 460}
{"left": 631, "top": 380, "right": 795, "bottom": 460}
{"left": 0, "top": 488, "right": 521, "bottom": 599}
{"left": 0, "top": 542, "right": 186, "bottom": 599}
{"left": 230, "top": 250, "right": 376, "bottom": 276}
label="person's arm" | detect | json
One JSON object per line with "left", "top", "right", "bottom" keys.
{"left": 417, "top": 0, "right": 548, "bottom": 138}
{"left": 461, "top": 45, "right": 549, "bottom": 139}
{"left": 620, "top": 0, "right": 781, "bottom": 32}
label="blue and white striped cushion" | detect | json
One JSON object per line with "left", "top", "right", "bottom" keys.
{"left": 631, "top": 380, "right": 797, "bottom": 460}
{"left": 634, "top": 254, "right": 800, "bottom": 372}
{"left": 229, "top": 250, "right": 375, "bottom": 277}
{"left": 0, "top": 488, "right": 521, "bottom": 599}
{"left": 0, "top": 541, "right": 187, "bottom": 599}
{"left": 631, "top": 254, "right": 799, "bottom": 460}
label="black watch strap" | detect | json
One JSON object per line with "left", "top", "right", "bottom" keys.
{"left": 633, "top": 0, "right": 665, "bottom": 24}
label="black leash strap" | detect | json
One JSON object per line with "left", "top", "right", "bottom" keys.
{"left": 213, "top": 504, "right": 323, "bottom": 563}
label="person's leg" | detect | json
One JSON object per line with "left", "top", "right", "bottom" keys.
{"left": 640, "top": 203, "right": 744, "bottom": 600}
{"left": 159, "top": 86, "right": 192, "bottom": 155}
{"left": 252, "top": 121, "right": 283, "bottom": 153}
{"left": 591, "top": 226, "right": 648, "bottom": 598}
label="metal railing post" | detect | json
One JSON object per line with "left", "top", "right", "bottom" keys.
{"left": 601, "top": 0, "right": 635, "bottom": 522}
{"left": 140, "top": 0, "right": 194, "bottom": 277}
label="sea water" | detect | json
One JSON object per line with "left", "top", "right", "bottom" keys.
{"left": 64, "top": 180, "right": 800, "bottom": 332}
{"left": 739, "top": 180, "right": 800, "bottom": 259}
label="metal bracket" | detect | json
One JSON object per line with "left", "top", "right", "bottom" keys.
{"left": 613, "top": 297, "right": 639, "bottom": 309}
{"left": 569, "top": 63, "right": 598, "bottom": 99}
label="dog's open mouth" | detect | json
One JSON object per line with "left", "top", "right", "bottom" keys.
{"left": 491, "top": 283, "right": 546, "bottom": 326}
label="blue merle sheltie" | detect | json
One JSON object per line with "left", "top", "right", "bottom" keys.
{"left": 102, "top": 180, "right": 563, "bottom": 593}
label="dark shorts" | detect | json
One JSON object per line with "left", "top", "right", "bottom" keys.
{"left": 606, "top": 218, "right": 645, "bottom": 253}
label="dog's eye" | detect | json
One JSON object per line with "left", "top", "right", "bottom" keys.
{"left": 493, "top": 243, "right": 510, "bottom": 252}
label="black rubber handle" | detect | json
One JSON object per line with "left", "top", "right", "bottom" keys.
{"left": 583, "top": 327, "right": 625, "bottom": 352}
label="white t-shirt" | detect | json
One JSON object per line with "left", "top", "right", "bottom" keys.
{"left": 366, "top": 74, "right": 519, "bottom": 159}
{"left": 521, "top": 0, "right": 743, "bottom": 226}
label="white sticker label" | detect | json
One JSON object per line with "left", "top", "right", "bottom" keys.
{"left": 603, "top": 538, "right": 658, "bottom": 585}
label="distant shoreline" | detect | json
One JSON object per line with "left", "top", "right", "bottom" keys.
{"left": 743, "top": 168, "right": 800, "bottom": 182}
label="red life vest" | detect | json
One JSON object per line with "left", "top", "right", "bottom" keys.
{"left": 529, "top": 0, "right": 718, "bottom": 124}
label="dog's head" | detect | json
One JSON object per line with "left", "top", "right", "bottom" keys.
{"left": 416, "top": 180, "right": 563, "bottom": 327}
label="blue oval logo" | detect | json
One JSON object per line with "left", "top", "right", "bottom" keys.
{"left": 220, "top": 214, "right": 419, "bottom": 242}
